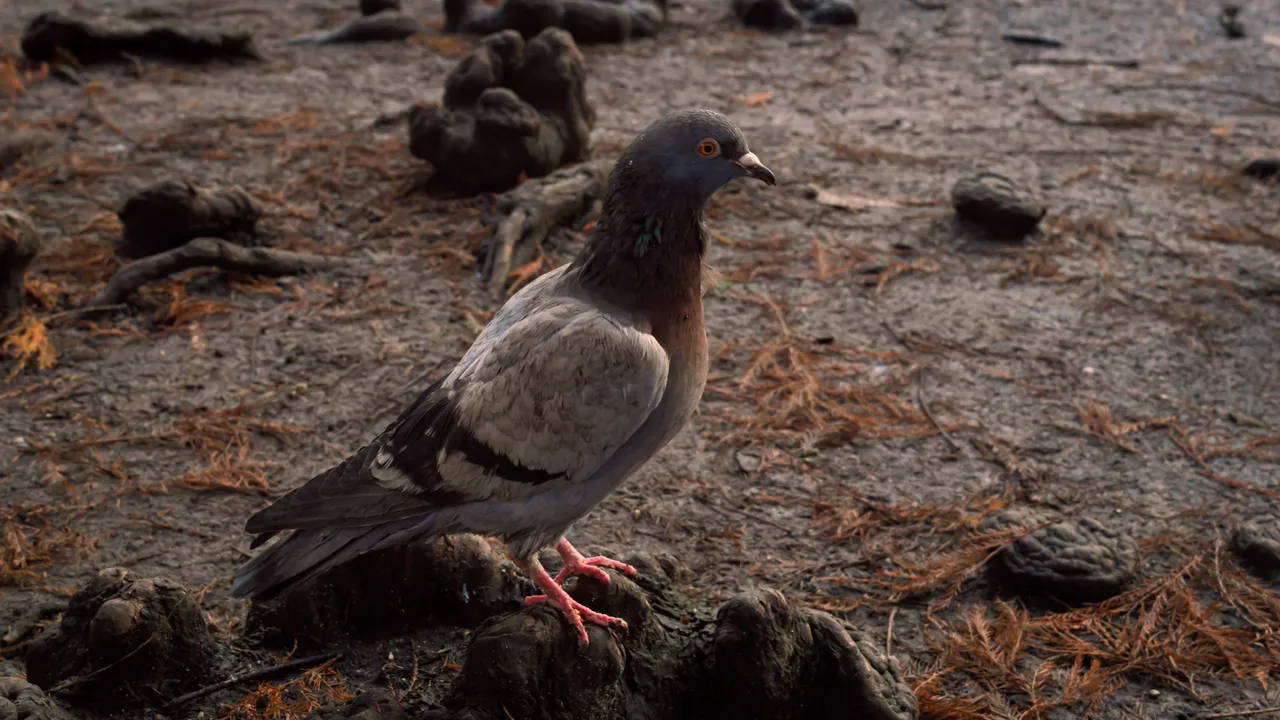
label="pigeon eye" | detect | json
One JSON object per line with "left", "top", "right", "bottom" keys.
{"left": 697, "top": 140, "right": 719, "bottom": 157}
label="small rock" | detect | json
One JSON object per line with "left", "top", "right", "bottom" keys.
{"left": 950, "top": 172, "right": 1046, "bottom": 240}
{"left": 979, "top": 506, "right": 1058, "bottom": 533}
{"left": 995, "top": 517, "right": 1138, "bottom": 603}
{"left": 25, "top": 568, "right": 220, "bottom": 708}
{"left": 306, "top": 688, "right": 406, "bottom": 720}
{"left": 735, "top": 450, "right": 763, "bottom": 473}
{"left": 360, "top": 0, "right": 403, "bottom": 15}
{"left": 0, "top": 677, "right": 75, "bottom": 720}
{"left": 0, "top": 131, "right": 58, "bottom": 174}
{"left": 1230, "top": 519, "right": 1280, "bottom": 580}
{"left": 1220, "top": 4, "right": 1245, "bottom": 39}
{"left": 0, "top": 209, "right": 43, "bottom": 322}
{"left": 1243, "top": 158, "right": 1279, "bottom": 181}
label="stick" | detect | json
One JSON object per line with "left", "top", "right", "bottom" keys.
{"left": 885, "top": 606, "right": 897, "bottom": 657}
{"left": 86, "top": 237, "right": 342, "bottom": 307}
{"left": 483, "top": 158, "right": 612, "bottom": 298}
{"left": 1013, "top": 57, "right": 1139, "bottom": 69}
{"left": 160, "top": 652, "right": 342, "bottom": 712}
{"left": 916, "top": 384, "right": 961, "bottom": 451}
{"left": 1197, "top": 707, "right": 1280, "bottom": 720}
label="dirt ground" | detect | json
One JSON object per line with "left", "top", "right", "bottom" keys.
{"left": 2, "top": 0, "right": 1279, "bottom": 717}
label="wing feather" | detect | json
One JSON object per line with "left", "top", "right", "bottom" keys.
{"left": 241, "top": 292, "right": 667, "bottom": 539}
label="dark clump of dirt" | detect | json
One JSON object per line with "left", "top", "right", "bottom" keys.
{"left": 361, "top": 0, "right": 404, "bottom": 16}
{"left": 950, "top": 171, "right": 1047, "bottom": 241}
{"left": 0, "top": 677, "right": 74, "bottom": 720}
{"left": 116, "top": 180, "right": 266, "bottom": 259}
{"left": 24, "top": 568, "right": 223, "bottom": 709}
{"left": 732, "top": 0, "right": 858, "bottom": 31}
{"left": 1243, "top": 157, "right": 1279, "bottom": 181}
{"left": 1231, "top": 518, "right": 1280, "bottom": 580}
{"left": 283, "top": 14, "right": 427, "bottom": 46}
{"left": 0, "top": 131, "right": 57, "bottom": 175}
{"left": 445, "top": 0, "right": 666, "bottom": 46}
{"left": 245, "top": 534, "right": 531, "bottom": 649}
{"left": 21, "top": 11, "right": 262, "bottom": 66}
{"left": 422, "top": 552, "right": 917, "bottom": 720}
{"left": 409, "top": 27, "right": 595, "bottom": 196}
{"left": 0, "top": 209, "right": 41, "bottom": 322}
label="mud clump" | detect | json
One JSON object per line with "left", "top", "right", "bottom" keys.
{"left": 117, "top": 180, "right": 265, "bottom": 259}
{"left": 307, "top": 688, "right": 407, "bottom": 720}
{"left": 1230, "top": 518, "right": 1280, "bottom": 580}
{"left": 361, "top": 0, "right": 403, "bottom": 15}
{"left": 24, "top": 568, "right": 220, "bottom": 708}
{"left": 951, "top": 171, "right": 1046, "bottom": 241}
{"left": 426, "top": 552, "right": 917, "bottom": 720}
{"left": 21, "top": 11, "right": 261, "bottom": 66}
{"left": 0, "top": 678, "right": 74, "bottom": 720}
{"left": 446, "top": 0, "right": 666, "bottom": 45}
{"left": 1243, "top": 158, "right": 1279, "bottom": 181}
{"left": 245, "top": 534, "right": 530, "bottom": 649}
{"left": 408, "top": 28, "right": 594, "bottom": 196}
{"left": 987, "top": 512, "right": 1139, "bottom": 603}
{"left": 732, "top": 0, "right": 858, "bottom": 31}
{"left": 284, "top": 14, "right": 426, "bottom": 45}
{"left": 0, "top": 209, "right": 42, "bottom": 322}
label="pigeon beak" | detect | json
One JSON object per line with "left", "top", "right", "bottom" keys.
{"left": 733, "top": 152, "right": 776, "bottom": 186}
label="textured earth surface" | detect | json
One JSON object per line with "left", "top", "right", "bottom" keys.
{"left": 2, "top": 0, "right": 1279, "bottom": 718}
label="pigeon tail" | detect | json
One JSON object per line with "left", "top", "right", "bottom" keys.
{"left": 230, "top": 515, "right": 433, "bottom": 600}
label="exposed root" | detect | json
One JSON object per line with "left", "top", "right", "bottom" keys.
{"left": 87, "top": 237, "right": 342, "bottom": 308}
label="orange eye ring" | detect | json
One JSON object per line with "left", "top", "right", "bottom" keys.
{"left": 697, "top": 140, "right": 719, "bottom": 157}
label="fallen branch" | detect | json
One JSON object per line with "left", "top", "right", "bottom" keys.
{"left": 482, "top": 158, "right": 611, "bottom": 298}
{"left": 87, "top": 237, "right": 341, "bottom": 308}
{"left": 159, "top": 652, "right": 342, "bottom": 712}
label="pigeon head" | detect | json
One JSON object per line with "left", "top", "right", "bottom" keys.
{"left": 614, "top": 109, "right": 776, "bottom": 209}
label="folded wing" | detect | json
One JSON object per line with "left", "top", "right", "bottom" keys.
{"left": 242, "top": 297, "right": 669, "bottom": 544}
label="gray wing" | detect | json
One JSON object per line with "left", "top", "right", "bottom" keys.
{"left": 241, "top": 294, "right": 669, "bottom": 542}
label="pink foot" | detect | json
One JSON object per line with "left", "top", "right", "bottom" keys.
{"left": 548, "top": 538, "right": 638, "bottom": 585}
{"left": 514, "top": 554, "right": 628, "bottom": 647}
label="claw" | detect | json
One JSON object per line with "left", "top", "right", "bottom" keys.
{"left": 511, "top": 539, "right": 635, "bottom": 646}
{"left": 550, "top": 538, "right": 637, "bottom": 585}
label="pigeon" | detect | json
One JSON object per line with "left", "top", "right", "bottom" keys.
{"left": 230, "top": 109, "right": 776, "bottom": 645}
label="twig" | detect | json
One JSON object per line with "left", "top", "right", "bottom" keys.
{"left": 1197, "top": 707, "right": 1280, "bottom": 720}
{"left": 885, "top": 606, "right": 897, "bottom": 657}
{"left": 86, "top": 238, "right": 342, "bottom": 307}
{"left": 916, "top": 384, "right": 961, "bottom": 451}
{"left": 159, "top": 651, "right": 342, "bottom": 712}
{"left": 1013, "top": 57, "right": 1140, "bottom": 69}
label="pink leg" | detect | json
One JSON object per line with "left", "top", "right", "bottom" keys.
{"left": 548, "top": 538, "right": 637, "bottom": 585}
{"left": 513, "top": 555, "right": 628, "bottom": 646}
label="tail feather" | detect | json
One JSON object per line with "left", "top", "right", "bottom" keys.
{"left": 230, "top": 515, "right": 437, "bottom": 600}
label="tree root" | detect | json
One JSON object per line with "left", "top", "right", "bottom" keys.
{"left": 86, "top": 237, "right": 341, "bottom": 308}
{"left": 482, "top": 158, "right": 611, "bottom": 297}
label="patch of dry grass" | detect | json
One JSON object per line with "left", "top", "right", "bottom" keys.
{"left": 0, "top": 504, "right": 98, "bottom": 588}
{"left": 2, "top": 311, "right": 57, "bottom": 381}
{"left": 915, "top": 544, "right": 1280, "bottom": 719}
{"left": 703, "top": 294, "right": 939, "bottom": 449}
{"left": 218, "top": 657, "right": 352, "bottom": 720}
